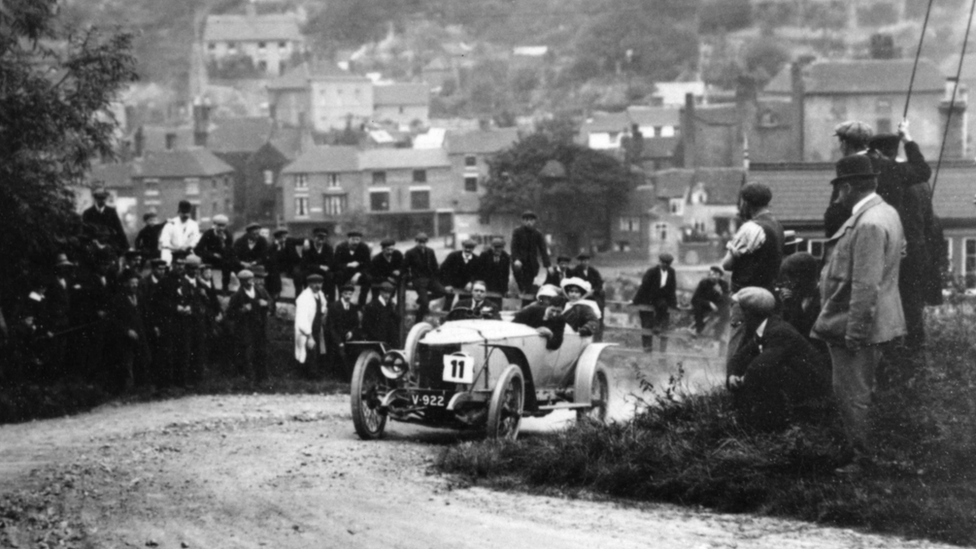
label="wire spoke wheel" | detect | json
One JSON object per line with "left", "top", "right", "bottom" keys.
{"left": 351, "top": 350, "right": 388, "bottom": 440}
{"left": 577, "top": 365, "right": 610, "bottom": 424}
{"left": 487, "top": 365, "right": 524, "bottom": 440}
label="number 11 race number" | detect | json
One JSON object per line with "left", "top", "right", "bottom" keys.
{"left": 442, "top": 353, "right": 475, "bottom": 384}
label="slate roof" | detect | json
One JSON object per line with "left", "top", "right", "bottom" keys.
{"left": 582, "top": 111, "right": 631, "bottom": 134}
{"left": 747, "top": 165, "right": 833, "bottom": 223}
{"left": 446, "top": 127, "right": 519, "bottom": 154}
{"left": 89, "top": 162, "right": 133, "bottom": 189}
{"left": 203, "top": 13, "right": 303, "bottom": 43}
{"left": 133, "top": 149, "right": 235, "bottom": 179}
{"left": 922, "top": 165, "right": 976, "bottom": 221}
{"left": 373, "top": 83, "right": 429, "bottom": 106}
{"left": 282, "top": 146, "right": 360, "bottom": 174}
{"left": 268, "top": 126, "right": 305, "bottom": 160}
{"left": 765, "top": 58, "right": 945, "bottom": 95}
{"left": 359, "top": 148, "right": 450, "bottom": 170}
{"left": 627, "top": 106, "right": 681, "bottom": 127}
{"left": 692, "top": 103, "right": 739, "bottom": 125}
{"left": 267, "top": 63, "right": 311, "bottom": 90}
{"left": 208, "top": 117, "right": 274, "bottom": 153}
{"left": 654, "top": 169, "right": 692, "bottom": 199}
{"left": 693, "top": 168, "right": 745, "bottom": 205}
{"left": 642, "top": 136, "right": 680, "bottom": 158}
{"left": 137, "top": 125, "right": 194, "bottom": 152}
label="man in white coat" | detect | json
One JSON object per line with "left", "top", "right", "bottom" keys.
{"left": 295, "top": 273, "right": 329, "bottom": 378}
{"left": 159, "top": 200, "right": 201, "bottom": 264}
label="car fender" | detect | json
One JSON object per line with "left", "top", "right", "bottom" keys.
{"left": 573, "top": 343, "right": 616, "bottom": 405}
{"left": 491, "top": 345, "right": 538, "bottom": 411}
{"left": 404, "top": 322, "right": 434, "bottom": 366}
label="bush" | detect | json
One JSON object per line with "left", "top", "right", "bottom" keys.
{"left": 439, "top": 305, "right": 976, "bottom": 545}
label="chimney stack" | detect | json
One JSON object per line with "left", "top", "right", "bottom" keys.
{"left": 682, "top": 92, "right": 697, "bottom": 169}
{"left": 134, "top": 126, "right": 145, "bottom": 158}
{"left": 193, "top": 97, "right": 210, "bottom": 148}
{"left": 790, "top": 62, "right": 805, "bottom": 162}
{"left": 939, "top": 77, "right": 968, "bottom": 159}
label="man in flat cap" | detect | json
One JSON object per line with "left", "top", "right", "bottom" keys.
{"left": 135, "top": 212, "right": 164, "bottom": 261}
{"left": 812, "top": 154, "right": 906, "bottom": 475}
{"left": 335, "top": 230, "right": 372, "bottom": 307}
{"left": 727, "top": 287, "right": 830, "bottom": 430}
{"left": 228, "top": 268, "right": 272, "bottom": 383}
{"left": 440, "top": 238, "right": 479, "bottom": 306}
{"left": 510, "top": 210, "right": 552, "bottom": 297}
{"left": 300, "top": 227, "right": 336, "bottom": 300}
{"left": 404, "top": 232, "right": 446, "bottom": 321}
{"left": 479, "top": 237, "right": 511, "bottom": 307}
{"left": 633, "top": 252, "right": 678, "bottom": 350}
{"left": 722, "top": 182, "right": 784, "bottom": 372}
{"left": 159, "top": 200, "right": 201, "bottom": 264}
{"left": 295, "top": 273, "right": 329, "bottom": 379}
{"left": 544, "top": 255, "right": 572, "bottom": 287}
{"left": 265, "top": 228, "right": 300, "bottom": 301}
{"left": 362, "top": 281, "right": 400, "bottom": 348}
{"left": 82, "top": 187, "right": 129, "bottom": 253}
{"left": 370, "top": 237, "right": 404, "bottom": 300}
{"left": 691, "top": 266, "right": 728, "bottom": 336}
{"left": 233, "top": 222, "right": 268, "bottom": 274}
{"left": 194, "top": 214, "right": 235, "bottom": 294}
{"left": 327, "top": 284, "right": 363, "bottom": 379}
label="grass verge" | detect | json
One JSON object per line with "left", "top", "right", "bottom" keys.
{"left": 439, "top": 304, "right": 976, "bottom": 546}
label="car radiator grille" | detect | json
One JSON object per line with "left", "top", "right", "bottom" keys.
{"left": 415, "top": 343, "right": 461, "bottom": 390}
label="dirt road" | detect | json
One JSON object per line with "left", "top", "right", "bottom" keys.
{"left": 0, "top": 394, "right": 955, "bottom": 549}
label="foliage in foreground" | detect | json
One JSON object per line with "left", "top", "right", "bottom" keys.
{"left": 439, "top": 305, "right": 976, "bottom": 546}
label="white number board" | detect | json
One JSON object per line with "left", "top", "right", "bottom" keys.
{"left": 442, "top": 353, "right": 475, "bottom": 384}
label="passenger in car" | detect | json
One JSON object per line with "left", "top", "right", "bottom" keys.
{"left": 560, "top": 278, "right": 601, "bottom": 337}
{"left": 512, "top": 284, "right": 566, "bottom": 350}
{"left": 451, "top": 280, "right": 501, "bottom": 320}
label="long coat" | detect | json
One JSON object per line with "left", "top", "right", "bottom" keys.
{"left": 362, "top": 297, "right": 400, "bottom": 348}
{"left": 294, "top": 287, "right": 328, "bottom": 364}
{"left": 82, "top": 205, "right": 128, "bottom": 252}
{"left": 812, "top": 195, "right": 906, "bottom": 345}
{"left": 510, "top": 225, "right": 550, "bottom": 275}
{"left": 478, "top": 251, "right": 511, "bottom": 295}
{"left": 439, "top": 250, "right": 479, "bottom": 289}
{"left": 194, "top": 228, "right": 235, "bottom": 271}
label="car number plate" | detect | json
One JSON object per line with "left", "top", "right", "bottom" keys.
{"left": 410, "top": 391, "right": 449, "bottom": 408}
{"left": 442, "top": 352, "right": 475, "bottom": 384}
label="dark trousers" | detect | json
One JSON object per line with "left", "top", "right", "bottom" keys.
{"left": 118, "top": 337, "right": 152, "bottom": 391}
{"left": 638, "top": 311, "right": 655, "bottom": 349}
{"left": 234, "top": 328, "right": 268, "bottom": 382}
{"left": 172, "top": 319, "right": 205, "bottom": 387}
{"left": 513, "top": 265, "right": 537, "bottom": 296}
{"left": 412, "top": 277, "right": 446, "bottom": 320}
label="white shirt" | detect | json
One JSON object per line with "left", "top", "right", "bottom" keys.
{"left": 851, "top": 192, "right": 878, "bottom": 217}
{"left": 659, "top": 267, "right": 668, "bottom": 288}
{"left": 755, "top": 318, "right": 769, "bottom": 351}
{"left": 726, "top": 221, "right": 767, "bottom": 256}
{"left": 244, "top": 286, "right": 255, "bottom": 299}
{"left": 159, "top": 216, "right": 201, "bottom": 262}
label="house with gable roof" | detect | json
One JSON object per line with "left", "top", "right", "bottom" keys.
{"left": 372, "top": 83, "right": 430, "bottom": 128}
{"left": 581, "top": 107, "right": 681, "bottom": 150}
{"left": 131, "top": 149, "right": 235, "bottom": 226}
{"left": 203, "top": 7, "right": 304, "bottom": 77}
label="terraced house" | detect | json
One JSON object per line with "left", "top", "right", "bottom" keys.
{"left": 281, "top": 147, "right": 453, "bottom": 240}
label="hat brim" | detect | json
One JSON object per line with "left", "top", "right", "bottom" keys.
{"left": 830, "top": 172, "right": 878, "bottom": 185}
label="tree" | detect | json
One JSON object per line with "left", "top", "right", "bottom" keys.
{"left": 0, "top": 0, "right": 138, "bottom": 295}
{"left": 481, "top": 131, "right": 638, "bottom": 252}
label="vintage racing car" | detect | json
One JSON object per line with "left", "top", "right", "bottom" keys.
{"left": 349, "top": 313, "right": 614, "bottom": 440}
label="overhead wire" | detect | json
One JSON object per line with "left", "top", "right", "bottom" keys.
{"left": 932, "top": 0, "right": 976, "bottom": 194}
{"left": 903, "top": 0, "right": 936, "bottom": 119}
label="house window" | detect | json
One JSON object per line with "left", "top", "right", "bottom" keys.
{"left": 876, "top": 99, "right": 892, "bottom": 134}
{"left": 946, "top": 237, "right": 953, "bottom": 262}
{"left": 208, "top": 42, "right": 216, "bottom": 51}
{"left": 372, "top": 171, "right": 386, "bottom": 185}
{"left": 295, "top": 196, "right": 309, "bottom": 218}
{"left": 144, "top": 178, "right": 160, "bottom": 197}
{"left": 278, "top": 41, "right": 287, "bottom": 48}
{"left": 227, "top": 41, "right": 237, "bottom": 53}
{"left": 257, "top": 60, "right": 267, "bottom": 72}
{"left": 669, "top": 198, "right": 684, "bottom": 215}
{"left": 479, "top": 212, "right": 491, "bottom": 225}
{"left": 212, "top": 178, "right": 217, "bottom": 190}
{"left": 413, "top": 170, "right": 426, "bottom": 183}
{"left": 370, "top": 191, "right": 390, "bottom": 211}
{"left": 464, "top": 155, "right": 477, "bottom": 167}
{"left": 263, "top": 170, "right": 274, "bottom": 185}
{"left": 464, "top": 176, "right": 478, "bottom": 192}
{"left": 185, "top": 178, "right": 200, "bottom": 196}
{"left": 399, "top": 106, "right": 405, "bottom": 114}
{"left": 410, "top": 190, "right": 430, "bottom": 210}
{"left": 654, "top": 222, "right": 669, "bottom": 241}
{"left": 964, "top": 238, "right": 976, "bottom": 287}
{"left": 692, "top": 219, "right": 706, "bottom": 233}
{"left": 327, "top": 173, "right": 340, "bottom": 188}
{"left": 652, "top": 126, "right": 662, "bottom": 138}
{"left": 619, "top": 216, "right": 640, "bottom": 232}
{"left": 258, "top": 41, "right": 266, "bottom": 50}
{"left": 616, "top": 241, "right": 631, "bottom": 252}
{"left": 808, "top": 239, "right": 827, "bottom": 259}
{"left": 295, "top": 174, "right": 308, "bottom": 189}
{"left": 324, "top": 194, "right": 347, "bottom": 216}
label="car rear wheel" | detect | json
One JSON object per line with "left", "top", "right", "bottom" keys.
{"left": 487, "top": 365, "right": 524, "bottom": 440}
{"left": 577, "top": 365, "right": 609, "bottom": 423}
{"left": 351, "top": 350, "right": 388, "bottom": 440}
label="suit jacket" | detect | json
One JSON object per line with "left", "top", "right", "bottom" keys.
{"left": 327, "top": 299, "right": 362, "bottom": 344}
{"left": 543, "top": 267, "right": 571, "bottom": 288}
{"left": 510, "top": 226, "right": 550, "bottom": 273}
{"left": 194, "top": 228, "right": 235, "bottom": 270}
{"left": 362, "top": 297, "right": 400, "bottom": 347}
{"left": 233, "top": 235, "right": 269, "bottom": 268}
{"left": 134, "top": 224, "right": 164, "bottom": 259}
{"left": 439, "top": 250, "right": 479, "bottom": 288}
{"left": 370, "top": 251, "right": 404, "bottom": 284}
{"left": 691, "top": 277, "right": 727, "bottom": 311}
{"left": 633, "top": 265, "right": 677, "bottom": 308}
{"left": 813, "top": 195, "right": 906, "bottom": 345}
{"left": 82, "top": 205, "right": 128, "bottom": 252}
{"left": 478, "top": 251, "right": 511, "bottom": 294}
{"left": 404, "top": 246, "right": 439, "bottom": 280}
{"left": 334, "top": 241, "right": 372, "bottom": 282}
{"left": 453, "top": 298, "right": 501, "bottom": 320}
{"left": 512, "top": 302, "right": 565, "bottom": 350}
{"left": 301, "top": 242, "right": 335, "bottom": 278}
{"left": 228, "top": 285, "right": 271, "bottom": 338}
{"left": 824, "top": 152, "right": 898, "bottom": 237}
{"left": 109, "top": 291, "right": 148, "bottom": 342}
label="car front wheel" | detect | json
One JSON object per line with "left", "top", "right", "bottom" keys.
{"left": 487, "top": 365, "right": 524, "bottom": 440}
{"left": 351, "top": 350, "right": 388, "bottom": 440}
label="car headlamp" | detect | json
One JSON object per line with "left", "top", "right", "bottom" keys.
{"left": 380, "top": 350, "right": 409, "bottom": 379}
